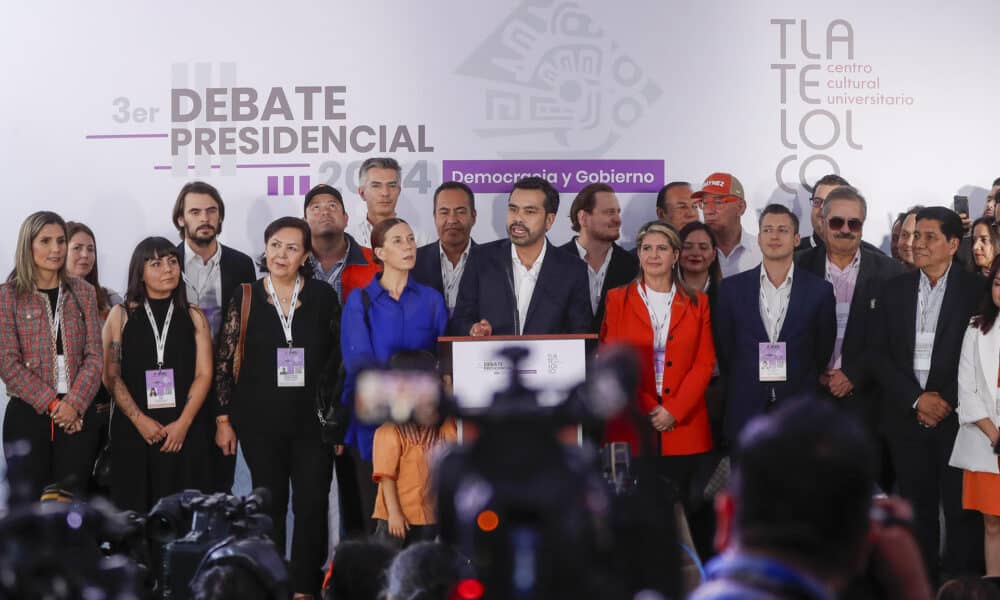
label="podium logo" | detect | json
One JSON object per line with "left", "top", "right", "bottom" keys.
{"left": 457, "top": 1, "right": 662, "bottom": 159}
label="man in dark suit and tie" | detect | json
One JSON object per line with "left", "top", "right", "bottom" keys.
{"left": 558, "top": 183, "right": 638, "bottom": 332}
{"left": 871, "top": 206, "right": 986, "bottom": 582}
{"left": 451, "top": 176, "right": 592, "bottom": 336}
{"left": 795, "top": 186, "right": 904, "bottom": 487}
{"left": 713, "top": 204, "right": 836, "bottom": 444}
{"left": 412, "top": 181, "right": 479, "bottom": 316}
{"left": 172, "top": 181, "right": 257, "bottom": 493}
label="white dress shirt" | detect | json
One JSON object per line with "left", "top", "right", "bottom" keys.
{"left": 511, "top": 240, "right": 547, "bottom": 335}
{"left": 914, "top": 264, "right": 950, "bottom": 389}
{"left": 575, "top": 239, "right": 613, "bottom": 314}
{"left": 183, "top": 239, "right": 224, "bottom": 337}
{"left": 440, "top": 240, "right": 472, "bottom": 315}
{"left": 717, "top": 228, "right": 762, "bottom": 278}
{"left": 759, "top": 262, "right": 795, "bottom": 343}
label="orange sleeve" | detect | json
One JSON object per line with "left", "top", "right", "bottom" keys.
{"left": 667, "top": 298, "right": 716, "bottom": 423}
{"left": 439, "top": 418, "right": 458, "bottom": 443}
{"left": 372, "top": 423, "right": 401, "bottom": 482}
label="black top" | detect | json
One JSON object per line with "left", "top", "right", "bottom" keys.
{"left": 41, "top": 287, "right": 63, "bottom": 354}
{"left": 215, "top": 278, "right": 341, "bottom": 438}
{"left": 121, "top": 297, "right": 196, "bottom": 422}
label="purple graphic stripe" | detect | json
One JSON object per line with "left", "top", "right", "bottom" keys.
{"left": 86, "top": 133, "right": 169, "bottom": 139}
{"left": 442, "top": 159, "right": 664, "bottom": 193}
{"left": 153, "top": 163, "right": 310, "bottom": 170}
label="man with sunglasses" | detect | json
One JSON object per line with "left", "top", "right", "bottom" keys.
{"left": 693, "top": 172, "right": 761, "bottom": 278}
{"left": 795, "top": 186, "right": 903, "bottom": 488}
{"left": 796, "top": 174, "right": 850, "bottom": 252}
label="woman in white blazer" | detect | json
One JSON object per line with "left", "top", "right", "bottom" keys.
{"left": 951, "top": 259, "right": 1000, "bottom": 575}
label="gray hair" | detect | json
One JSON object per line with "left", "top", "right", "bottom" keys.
{"left": 820, "top": 185, "right": 868, "bottom": 221}
{"left": 359, "top": 157, "right": 402, "bottom": 186}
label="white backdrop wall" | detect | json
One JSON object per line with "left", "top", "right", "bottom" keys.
{"left": 2, "top": 1, "right": 1000, "bottom": 483}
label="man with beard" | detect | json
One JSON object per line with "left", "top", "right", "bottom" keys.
{"left": 559, "top": 183, "right": 638, "bottom": 332}
{"left": 412, "top": 181, "right": 480, "bottom": 316}
{"left": 451, "top": 176, "right": 591, "bottom": 336}
{"left": 172, "top": 180, "right": 256, "bottom": 492}
{"left": 795, "top": 186, "right": 903, "bottom": 488}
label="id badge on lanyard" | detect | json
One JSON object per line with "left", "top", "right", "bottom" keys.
{"left": 49, "top": 287, "right": 69, "bottom": 394}
{"left": 144, "top": 300, "right": 177, "bottom": 409}
{"left": 759, "top": 342, "right": 787, "bottom": 382}
{"left": 268, "top": 276, "right": 306, "bottom": 388}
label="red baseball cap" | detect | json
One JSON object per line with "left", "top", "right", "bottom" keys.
{"left": 691, "top": 172, "right": 745, "bottom": 201}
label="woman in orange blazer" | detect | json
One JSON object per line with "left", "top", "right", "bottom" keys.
{"left": 601, "top": 220, "right": 716, "bottom": 493}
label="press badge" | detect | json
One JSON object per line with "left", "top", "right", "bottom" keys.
{"left": 145, "top": 369, "right": 177, "bottom": 409}
{"left": 55, "top": 354, "right": 69, "bottom": 394}
{"left": 277, "top": 348, "right": 305, "bottom": 387}
{"left": 914, "top": 332, "right": 934, "bottom": 371}
{"left": 759, "top": 342, "right": 787, "bottom": 382}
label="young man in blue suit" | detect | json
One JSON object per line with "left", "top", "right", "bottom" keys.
{"left": 411, "top": 181, "right": 478, "bottom": 316}
{"left": 714, "top": 204, "right": 837, "bottom": 444}
{"left": 450, "top": 176, "right": 592, "bottom": 336}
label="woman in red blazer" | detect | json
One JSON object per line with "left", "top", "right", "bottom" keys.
{"left": 601, "top": 221, "right": 716, "bottom": 490}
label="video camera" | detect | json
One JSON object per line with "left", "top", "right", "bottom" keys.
{"left": 147, "top": 487, "right": 288, "bottom": 599}
{"left": 355, "top": 344, "right": 682, "bottom": 600}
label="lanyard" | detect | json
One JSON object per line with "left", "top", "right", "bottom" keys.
{"left": 637, "top": 282, "right": 674, "bottom": 350}
{"left": 143, "top": 300, "right": 175, "bottom": 368}
{"left": 182, "top": 262, "right": 217, "bottom": 303}
{"left": 267, "top": 275, "right": 301, "bottom": 347}
{"left": 48, "top": 286, "right": 65, "bottom": 352}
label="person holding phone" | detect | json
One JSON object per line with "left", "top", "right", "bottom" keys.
{"left": 950, "top": 256, "right": 1000, "bottom": 575}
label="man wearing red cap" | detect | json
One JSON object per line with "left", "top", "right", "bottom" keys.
{"left": 693, "top": 173, "right": 761, "bottom": 278}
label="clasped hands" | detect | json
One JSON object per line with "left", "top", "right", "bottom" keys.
{"left": 49, "top": 400, "right": 83, "bottom": 434}
{"left": 819, "top": 368, "right": 854, "bottom": 398}
{"left": 915, "top": 392, "right": 951, "bottom": 429}
{"left": 649, "top": 405, "right": 676, "bottom": 432}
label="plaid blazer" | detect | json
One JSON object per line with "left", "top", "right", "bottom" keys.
{"left": 0, "top": 277, "right": 103, "bottom": 415}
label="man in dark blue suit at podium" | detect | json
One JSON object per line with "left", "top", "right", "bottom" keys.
{"left": 450, "top": 176, "right": 592, "bottom": 336}
{"left": 411, "top": 181, "right": 479, "bottom": 316}
{"left": 713, "top": 204, "right": 837, "bottom": 444}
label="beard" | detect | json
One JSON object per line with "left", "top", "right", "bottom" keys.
{"left": 187, "top": 224, "right": 218, "bottom": 246}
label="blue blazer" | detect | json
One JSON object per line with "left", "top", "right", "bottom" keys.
{"left": 411, "top": 239, "right": 479, "bottom": 299}
{"left": 714, "top": 265, "right": 837, "bottom": 443}
{"left": 449, "top": 238, "right": 592, "bottom": 336}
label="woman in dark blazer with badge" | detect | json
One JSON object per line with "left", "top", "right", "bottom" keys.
{"left": 600, "top": 221, "right": 716, "bottom": 494}
{"left": 0, "top": 211, "right": 103, "bottom": 503}
{"left": 101, "top": 237, "right": 213, "bottom": 512}
{"left": 214, "top": 216, "right": 341, "bottom": 598}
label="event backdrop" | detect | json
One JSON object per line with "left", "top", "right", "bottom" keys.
{"left": 2, "top": 1, "right": 999, "bottom": 484}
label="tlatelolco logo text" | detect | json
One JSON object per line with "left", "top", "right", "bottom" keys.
{"left": 769, "top": 18, "right": 917, "bottom": 193}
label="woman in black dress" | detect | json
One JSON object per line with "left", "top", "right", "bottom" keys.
{"left": 101, "top": 237, "right": 213, "bottom": 512}
{"left": 214, "top": 216, "right": 341, "bottom": 598}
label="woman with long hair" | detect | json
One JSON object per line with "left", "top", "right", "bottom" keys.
{"left": 600, "top": 221, "right": 716, "bottom": 496}
{"left": 214, "top": 217, "right": 342, "bottom": 598}
{"left": 65, "top": 222, "right": 122, "bottom": 318}
{"left": 0, "top": 211, "right": 103, "bottom": 502}
{"left": 678, "top": 221, "right": 723, "bottom": 303}
{"left": 101, "top": 237, "right": 213, "bottom": 512}
{"left": 951, "top": 256, "right": 1000, "bottom": 575}
{"left": 970, "top": 217, "right": 1000, "bottom": 277}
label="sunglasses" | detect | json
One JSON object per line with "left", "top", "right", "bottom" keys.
{"left": 827, "top": 216, "right": 863, "bottom": 233}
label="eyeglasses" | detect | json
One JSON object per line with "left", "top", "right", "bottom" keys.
{"left": 694, "top": 196, "right": 740, "bottom": 209}
{"left": 810, "top": 196, "right": 825, "bottom": 208}
{"left": 827, "top": 217, "right": 863, "bottom": 233}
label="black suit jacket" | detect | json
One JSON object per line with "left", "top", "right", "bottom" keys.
{"left": 795, "top": 245, "right": 905, "bottom": 429}
{"left": 176, "top": 241, "right": 258, "bottom": 322}
{"left": 411, "top": 240, "right": 479, "bottom": 300}
{"left": 557, "top": 237, "right": 639, "bottom": 333}
{"left": 871, "top": 265, "right": 986, "bottom": 440}
{"left": 449, "top": 238, "right": 592, "bottom": 336}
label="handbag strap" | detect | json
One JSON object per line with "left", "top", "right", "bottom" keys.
{"left": 234, "top": 283, "right": 252, "bottom": 383}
